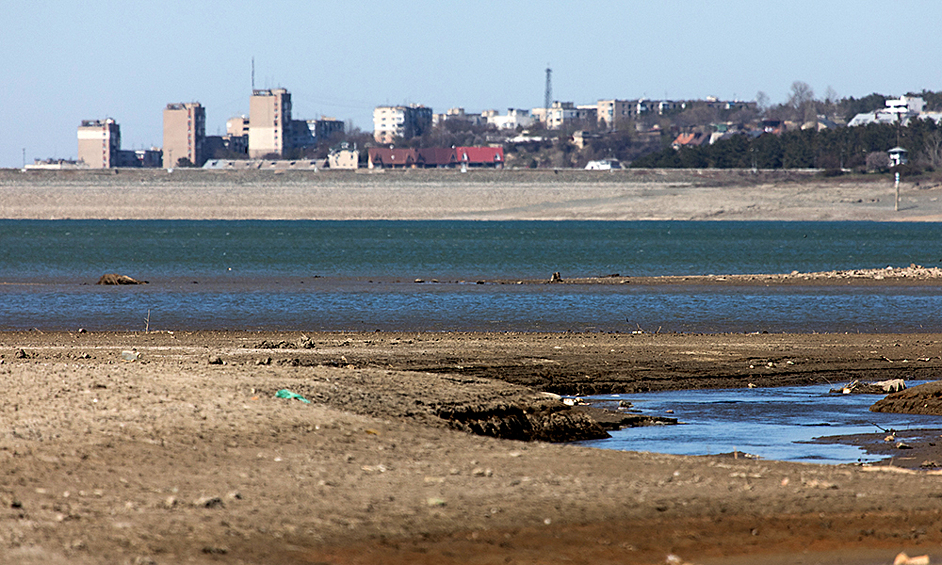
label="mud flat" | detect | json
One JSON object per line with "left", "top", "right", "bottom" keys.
{"left": 1, "top": 330, "right": 941, "bottom": 564}
{"left": 4, "top": 168, "right": 942, "bottom": 221}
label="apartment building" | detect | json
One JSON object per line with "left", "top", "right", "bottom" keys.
{"left": 483, "top": 108, "right": 534, "bottom": 130}
{"left": 162, "top": 102, "right": 206, "bottom": 168}
{"left": 77, "top": 118, "right": 121, "bottom": 168}
{"left": 286, "top": 117, "right": 346, "bottom": 151}
{"left": 433, "top": 108, "right": 484, "bottom": 127}
{"left": 249, "top": 88, "right": 292, "bottom": 158}
{"left": 372, "top": 104, "right": 432, "bottom": 143}
{"left": 533, "top": 102, "right": 596, "bottom": 129}
{"left": 596, "top": 99, "right": 635, "bottom": 127}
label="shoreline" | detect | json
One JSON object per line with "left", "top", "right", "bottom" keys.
{"left": 2, "top": 330, "right": 941, "bottom": 563}
{"left": 4, "top": 168, "right": 942, "bottom": 221}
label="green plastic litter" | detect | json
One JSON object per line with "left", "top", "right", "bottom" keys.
{"left": 275, "top": 389, "right": 311, "bottom": 403}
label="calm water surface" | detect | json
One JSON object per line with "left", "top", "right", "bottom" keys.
{"left": 1, "top": 219, "right": 941, "bottom": 331}
{"left": 579, "top": 383, "right": 938, "bottom": 465}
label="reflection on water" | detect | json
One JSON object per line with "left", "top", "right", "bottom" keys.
{"left": 578, "top": 383, "right": 938, "bottom": 465}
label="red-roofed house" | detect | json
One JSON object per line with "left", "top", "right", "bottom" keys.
{"left": 670, "top": 132, "right": 709, "bottom": 150}
{"left": 455, "top": 146, "right": 504, "bottom": 168}
{"left": 368, "top": 148, "right": 417, "bottom": 169}
{"left": 416, "top": 148, "right": 458, "bottom": 168}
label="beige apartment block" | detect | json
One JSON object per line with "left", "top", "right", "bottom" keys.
{"left": 372, "top": 104, "right": 432, "bottom": 144}
{"left": 227, "top": 116, "right": 249, "bottom": 137}
{"left": 77, "top": 118, "right": 120, "bottom": 168}
{"left": 596, "top": 99, "right": 635, "bottom": 127}
{"left": 249, "top": 88, "right": 291, "bottom": 158}
{"left": 163, "top": 102, "right": 206, "bottom": 168}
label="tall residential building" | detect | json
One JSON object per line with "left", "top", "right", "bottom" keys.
{"left": 596, "top": 99, "right": 634, "bottom": 127}
{"left": 535, "top": 102, "right": 596, "bottom": 129}
{"left": 77, "top": 118, "right": 120, "bottom": 168}
{"left": 162, "top": 102, "right": 206, "bottom": 168}
{"left": 372, "top": 104, "right": 433, "bottom": 144}
{"left": 249, "top": 88, "right": 291, "bottom": 158}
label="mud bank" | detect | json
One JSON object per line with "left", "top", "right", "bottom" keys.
{"left": 1, "top": 331, "right": 941, "bottom": 564}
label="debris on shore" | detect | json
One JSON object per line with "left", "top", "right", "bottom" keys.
{"left": 96, "top": 273, "right": 148, "bottom": 285}
{"left": 830, "top": 379, "right": 906, "bottom": 395}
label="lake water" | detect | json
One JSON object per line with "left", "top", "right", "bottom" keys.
{"left": 2, "top": 219, "right": 942, "bottom": 332}
{"left": 578, "top": 383, "right": 938, "bottom": 465}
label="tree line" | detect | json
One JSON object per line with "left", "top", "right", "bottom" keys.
{"left": 631, "top": 119, "right": 942, "bottom": 173}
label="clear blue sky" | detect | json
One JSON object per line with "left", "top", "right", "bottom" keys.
{"left": 3, "top": 0, "right": 941, "bottom": 168}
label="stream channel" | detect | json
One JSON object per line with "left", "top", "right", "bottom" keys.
{"left": 578, "top": 382, "right": 939, "bottom": 465}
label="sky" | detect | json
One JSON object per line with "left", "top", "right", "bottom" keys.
{"left": 3, "top": 0, "right": 942, "bottom": 168}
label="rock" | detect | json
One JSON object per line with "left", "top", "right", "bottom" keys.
{"left": 894, "top": 552, "right": 930, "bottom": 565}
{"left": 96, "top": 273, "right": 148, "bottom": 285}
{"left": 120, "top": 350, "right": 140, "bottom": 362}
{"left": 13, "top": 349, "right": 27, "bottom": 359}
{"left": 207, "top": 356, "right": 224, "bottom": 365}
{"left": 549, "top": 271, "right": 563, "bottom": 283}
{"left": 193, "top": 496, "right": 224, "bottom": 509}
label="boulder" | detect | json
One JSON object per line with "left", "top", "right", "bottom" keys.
{"left": 97, "top": 274, "right": 148, "bottom": 285}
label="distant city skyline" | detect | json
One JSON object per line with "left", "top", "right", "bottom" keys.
{"left": 4, "top": 0, "right": 942, "bottom": 168}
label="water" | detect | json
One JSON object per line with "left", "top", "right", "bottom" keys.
{"left": 3, "top": 218, "right": 941, "bottom": 464}
{"left": 1, "top": 219, "right": 942, "bottom": 331}
{"left": 578, "top": 384, "right": 938, "bottom": 465}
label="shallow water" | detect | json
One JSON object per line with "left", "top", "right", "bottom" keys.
{"left": 578, "top": 383, "right": 938, "bottom": 465}
{"left": 2, "top": 219, "right": 942, "bottom": 332}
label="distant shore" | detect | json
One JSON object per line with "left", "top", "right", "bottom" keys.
{"left": 4, "top": 167, "right": 942, "bottom": 221}
{"left": 498, "top": 264, "right": 942, "bottom": 286}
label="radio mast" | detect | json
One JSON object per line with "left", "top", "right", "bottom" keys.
{"left": 544, "top": 66, "right": 552, "bottom": 113}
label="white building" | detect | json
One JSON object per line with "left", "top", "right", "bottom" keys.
{"left": 533, "top": 102, "right": 596, "bottom": 129}
{"left": 484, "top": 108, "right": 534, "bottom": 130}
{"left": 849, "top": 95, "right": 926, "bottom": 126}
{"left": 372, "top": 104, "right": 433, "bottom": 143}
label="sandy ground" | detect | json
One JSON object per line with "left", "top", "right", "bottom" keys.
{"left": 4, "top": 168, "right": 942, "bottom": 221}
{"left": 1, "top": 331, "right": 942, "bottom": 565}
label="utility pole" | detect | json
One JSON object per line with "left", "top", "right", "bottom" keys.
{"left": 895, "top": 171, "right": 901, "bottom": 212}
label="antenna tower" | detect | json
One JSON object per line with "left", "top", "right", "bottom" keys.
{"left": 544, "top": 66, "right": 552, "bottom": 113}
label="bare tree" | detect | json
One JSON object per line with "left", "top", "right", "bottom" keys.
{"left": 821, "top": 86, "right": 840, "bottom": 119}
{"left": 922, "top": 129, "right": 942, "bottom": 168}
{"left": 788, "top": 81, "right": 815, "bottom": 110}
{"left": 755, "top": 91, "right": 770, "bottom": 112}
{"left": 786, "top": 81, "right": 817, "bottom": 123}
{"left": 866, "top": 151, "right": 889, "bottom": 172}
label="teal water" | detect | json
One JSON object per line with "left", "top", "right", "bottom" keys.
{"left": 1, "top": 219, "right": 941, "bottom": 332}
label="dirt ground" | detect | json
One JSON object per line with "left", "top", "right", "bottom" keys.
{"left": 2, "top": 330, "right": 942, "bottom": 565}
{"left": 5, "top": 168, "right": 942, "bottom": 222}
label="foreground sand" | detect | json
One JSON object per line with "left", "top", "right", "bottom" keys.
{"left": 2, "top": 331, "right": 941, "bottom": 565}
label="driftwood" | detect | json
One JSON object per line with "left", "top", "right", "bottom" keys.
{"left": 830, "top": 379, "right": 906, "bottom": 395}
{"left": 96, "top": 274, "right": 148, "bottom": 285}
